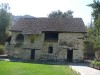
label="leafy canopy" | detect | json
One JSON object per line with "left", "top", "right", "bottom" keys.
{"left": 0, "top": 3, "right": 12, "bottom": 44}
{"left": 48, "top": 10, "right": 73, "bottom": 18}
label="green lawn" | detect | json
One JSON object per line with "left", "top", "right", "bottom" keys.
{"left": 0, "top": 61, "right": 78, "bottom": 75}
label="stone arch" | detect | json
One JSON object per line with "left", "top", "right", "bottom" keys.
{"left": 16, "top": 34, "right": 24, "bottom": 42}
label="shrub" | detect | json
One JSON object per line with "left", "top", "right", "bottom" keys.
{"left": 95, "top": 62, "right": 100, "bottom": 66}
{"left": 0, "top": 45, "right": 4, "bottom": 55}
{"left": 91, "top": 61, "right": 100, "bottom": 66}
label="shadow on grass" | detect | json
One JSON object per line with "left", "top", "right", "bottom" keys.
{"left": 0, "top": 56, "right": 88, "bottom": 67}
{"left": 0, "top": 57, "right": 67, "bottom": 65}
{"left": 7, "top": 58, "right": 69, "bottom": 65}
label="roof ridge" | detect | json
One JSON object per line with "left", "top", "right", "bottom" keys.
{"left": 18, "top": 17, "right": 82, "bottom": 19}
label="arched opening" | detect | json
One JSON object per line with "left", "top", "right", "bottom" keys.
{"left": 16, "top": 34, "right": 24, "bottom": 42}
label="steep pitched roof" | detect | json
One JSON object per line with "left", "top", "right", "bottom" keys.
{"left": 10, "top": 18, "right": 87, "bottom": 34}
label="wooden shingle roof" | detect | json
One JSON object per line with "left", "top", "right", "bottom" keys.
{"left": 10, "top": 18, "right": 87, "bottom": 34}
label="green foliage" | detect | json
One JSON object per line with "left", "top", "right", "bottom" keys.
{"left": 48, "top": 10, "right": 73, "bottom": 18}
{"left": 91, "top": 61, "right": 100, "bottom": 66}
{"left": 0, "top": 61, "right": 79, "bottom": 75}
{"left": 0, "top": 45, "right": 4, "bottom": 54}
{"left": 83, "top": 0, "right": 100, "bottom": 60}
{"left": 29, "top": 35, "right": 35, "bottom": 43}
{"left": 88, "top": 0, "right": 100, "bottom": 49}
{"left": 87, "top": 27, "right": 100, "bottom": 48}
{"left": 0, "top": 3, "right": 12, "bottom": 44}
{"left": 88, "top": 0, "right": 100, "bottom": 20}
{"left": 88, "top": 0, "right": 100, "bottom": 39}
{"left": 83, "top": 40, "right": 95, "bottom": 59}
{"left": 0, "top": 48, "right": 4, "bottom": 54}
{"left": 94, "top": 38, "right": 100, "bottom": 48}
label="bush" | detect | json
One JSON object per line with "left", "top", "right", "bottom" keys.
{"left": 90, "top": 60, "right": 100, "bottom": 70}
{"left": 0, "top": 45, "right": 4, "bottom": 55}
{"left": 96, "top": 62, "right": 100, "bottom": 66}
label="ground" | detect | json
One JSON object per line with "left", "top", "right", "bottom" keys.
{"left": 70, "top": 63, "right": 100, "bottom": 75}
{"left": 0, "top": 61, "right": 79, "bottom": 75}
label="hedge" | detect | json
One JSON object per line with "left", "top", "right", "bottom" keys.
{"left": 90, "top": 61, "right": 100, "bottom": 70}
{"left": 0, "top": 45, "right": 4, "bottom": 55}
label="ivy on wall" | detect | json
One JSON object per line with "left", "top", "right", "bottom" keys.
{"left": 29, "top": 35, "right": 35, "bottom": 43}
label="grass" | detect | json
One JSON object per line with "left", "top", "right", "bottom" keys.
{"left": 0, "top": 61, "right": 79, "bottom": 75}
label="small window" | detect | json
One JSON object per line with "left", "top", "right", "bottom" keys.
{"left": 48, "top": 47, "right": 53, "bottom": 53}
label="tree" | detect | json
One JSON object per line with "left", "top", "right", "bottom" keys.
{"left": 88, "top": 0, "right": 100, "bottom": 37}
{"left": 88, "top": 0, "right": 100, "bottom": 20}
{"left": 88, "top": 0, "right": 100, "bottom": 61}
{"left": 83, "top": 25, "right": 95, "bottom": 59}
{"left": 48, "top": 10, "right": 73, "bottom": 18}
{"left": 0, "top": 3, "right": 12, "bottom": 44}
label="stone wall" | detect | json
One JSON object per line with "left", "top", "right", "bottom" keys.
{"left": 7, "top": 32, "right": 85, "bottom": 61}
{"left": 8, "top": 32, "right": 43, "bottom": 60}
{"left": 23, "top": 34, "right": 42, "bottom": 49}
{"left": 39, "top": 32, "right": 85, "bottom": 61}
{"left": 59, "top": 33, "right": 85, "bottom": 60}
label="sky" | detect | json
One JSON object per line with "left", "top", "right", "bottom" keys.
{"left": 0, "top": 0, "right": 94, "bottom": 25}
